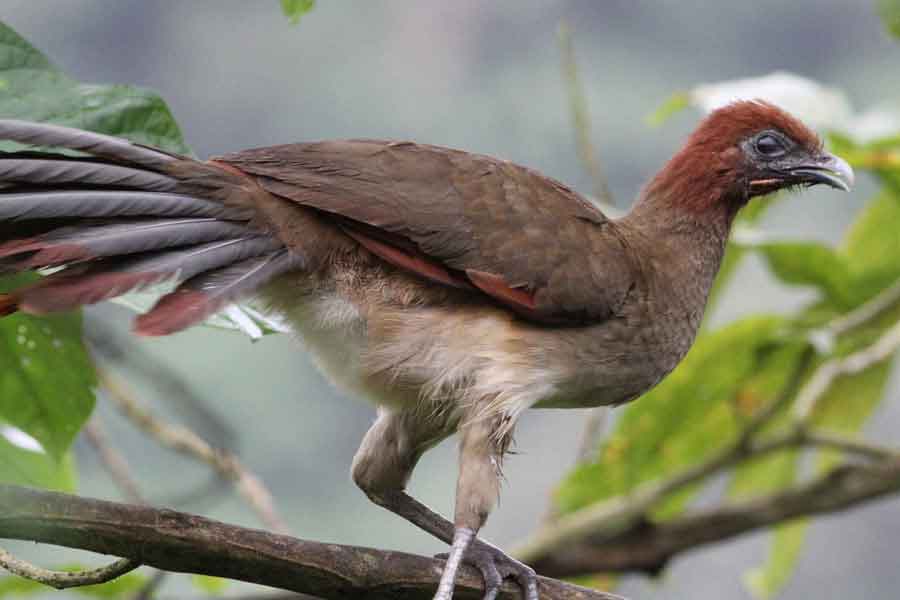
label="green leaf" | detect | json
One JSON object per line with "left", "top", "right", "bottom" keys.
{"left": 0, "top": 569, "right": 145, "bottom": 599}
{"left": 555, "top": 316, "right": 786, "bottom": 515}
{"left": 752, "top": 241, "right": 853, "bottom": 308}
{"left": 744, "top": 520, "right": 809, "bottom": 599}
{"left": 728, "top": 432, "right": 806, "bottom": 599}
{"left": 878, "top": 0, "right": 900, "bottom": 39}
{"left": 191, "top": 575, "right": 229, "bottom": 595}
{"left": 826, "top": 133, "right": 900, "bottom": 195}
{"left": 811, "top": 361, "right": 892, "bottom": 470}
{"left": 0, "top": 274, "right": 95, "bottom": 460}
{"left": 646, "top": 91, "right": 690, "bottom": 127}
{"left": 753, "top": 190, "right": 900, "bottom": 310}
{"left": 0, "top": 21, "right": 189, "bottom": 154}
{"left": 841, "top": 190, "right": 900, "bottom": 302}
{"left": 281, "top": 0, "right": 315, "bottom": 24}
{"left": 0, "top": 427, "right": 76, "bottom": 490}
{"left": 0, "top": 574, "right": 43, "bottom": 598}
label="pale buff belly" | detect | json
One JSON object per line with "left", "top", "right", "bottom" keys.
{"left": 263, "top": 287, "right": 565, "bottom": 419}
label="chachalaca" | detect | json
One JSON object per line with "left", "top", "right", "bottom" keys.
{"left": 0, "top": 100, "right": 853, "bottom": 599}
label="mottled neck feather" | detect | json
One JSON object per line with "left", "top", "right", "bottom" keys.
{"left": 616, "top": 138, "right": 747, "bottom": 301}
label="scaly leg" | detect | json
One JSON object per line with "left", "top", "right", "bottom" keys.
{"left": 351, "top": 408, "right": 538, "bottom": 600}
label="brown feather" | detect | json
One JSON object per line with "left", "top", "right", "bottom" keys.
{"left": 215, "top": 140, "right": 630, "bottom": 325}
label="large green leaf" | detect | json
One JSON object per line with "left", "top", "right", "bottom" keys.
{"left": 842, "top": 190, "right": 900, "bottom": 300}
{"left": 728, "top": 430, "right": 805, "bottom": 598}
{"left": 0, "top": 275, "right": 94, "bottom": 460}
{"left": 0, "top": 21, "right": 189, "bottom": 153}
{"left": 0, "top": 427, "right": 76, "bottom": 491}
{"left": 878, "top": 0, "right": 900, "bottom": 39}
{"left": 811, "top": 361, "right": 892, "bottom": 471}
{"left": 281, "top": 0, "right": 316, "bottom": 24}
{"left": 752, "top": 241, "right": 853, "bottom": 308}
{"left": 555, "top": 316, "right": 786, "bottom": 515}
{"left": 744, "top": 520, "right": 809, "bottom": 600}
{"left": 753, "top": 188, "right": 900, "bottom": 311}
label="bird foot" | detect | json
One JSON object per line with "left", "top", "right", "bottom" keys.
{"left": 436, "top": 538, "right": 538, "bottom": 600}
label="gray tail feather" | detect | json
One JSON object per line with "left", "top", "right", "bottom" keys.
{"left": 0, "top": 120, "right": 298, "bottom": 333}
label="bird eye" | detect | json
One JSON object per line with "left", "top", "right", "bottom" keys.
{"left": 755, "top": 134, "right": 786, "bottom": 157}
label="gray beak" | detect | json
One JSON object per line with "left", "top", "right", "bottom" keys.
{"left": 789, "top": 152, "right": 855, "bottom": 192}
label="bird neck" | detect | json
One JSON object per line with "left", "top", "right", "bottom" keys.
{"left": 620, "top": 183, "right": 743, "bottom": 295}
{"left": 626, "top": 187, "right": 739, "bottom": 241}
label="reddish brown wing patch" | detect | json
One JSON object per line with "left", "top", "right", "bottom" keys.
{"left": 0, "top": 293, "right": 18, "bottom": 316}
{"left": 465, "top": 269, "right": 537, "bottom": 313}
{"left": 345, "top": 221, "right": 543, "bottom": 317}
{"left": 133, "top": 289, "right": 209, "bottom": 336}
{"left": 339, "top": 224, "right": 473, "bottom": 290}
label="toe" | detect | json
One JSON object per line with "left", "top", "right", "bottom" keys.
{"left": 499, "top": 559, "right": 538, "bottom": 600}
{"left": 463, "top": 540, "right": 539, "bottom": 600}
{"left": 477, "top": 561, "right": 503, "bottom": 600}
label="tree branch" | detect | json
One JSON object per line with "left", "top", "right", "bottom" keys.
{"left": 83, "top": 419, "right": 145, "bottom": 505}
{"left": 795, "top": 318, "right": 900, "bottom": 421}
{"left": 0, "top": 485, "right": 621, "bottom": 600}
{"left": 0, "top": 547, "right": 138, "bottom": 590}
{"left": 528, "top": 456, "right": 900, "bottom": 576}
{"left": 515, "top": 348, "right": 814, "bottom": 563}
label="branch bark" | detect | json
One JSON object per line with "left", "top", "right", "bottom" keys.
{"left": 526, "top": 456, "right": 900, "bottom": 576}
{"left": 0, "top": 485, "right": 620, "bottom": 600}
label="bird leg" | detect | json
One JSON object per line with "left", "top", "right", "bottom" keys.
{"left": 351, "top": 409, "right": 538, "bottom": 600}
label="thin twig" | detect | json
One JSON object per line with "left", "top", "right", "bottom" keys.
{"left": 573, "top": 408, "right": 609, "bottom": 464}
{"left": 828, "top": 278, "right": 900, "bottom": 338}
{"left": 794, "top": 318, "right": 900, "bottom": 421}
{"left": 96, "top": 366, "right": 290, "bottom": 535}
{"left": 802, "top": 429, "right": 897, "bottom": 460}
{"left": 83, "top": 419, "right": 144, "bottom": 504}
{"left": 558, "top": 20, "right": 614, "bottom": 209}
{"left": 0, "top": 547, "right": 138, "bottom": 590}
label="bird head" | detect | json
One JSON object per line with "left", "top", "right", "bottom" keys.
{"left": 643, "top": 100, "right": 853, "bottom": 218}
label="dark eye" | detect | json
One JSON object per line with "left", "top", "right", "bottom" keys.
{"left": 755, "top": 134, "right": 786, "bottom": 157}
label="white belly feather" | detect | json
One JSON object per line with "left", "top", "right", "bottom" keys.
{"left": 270, "top": 290, "right": 561, "bottom": 429}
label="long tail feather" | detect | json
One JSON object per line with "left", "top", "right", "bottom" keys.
{"left": 0, "top": 157, "right": 179, "bottom": 191}
{"left": 0, "top": 120, "right": 179, "bottom": 167}
{"left": 135, "top": 249, "right": 305, "bottom": 335}
{"left": 16, "top": 236, "right": 282, "bottom": 314}
{"left": 0, "top": 218, "right": 258, "bottom": 267}
{"left": 0, "top": 120, "right": 298, "bottom": 331}
{"left": 0, "top": 190, "right": 245, "bottom": 221}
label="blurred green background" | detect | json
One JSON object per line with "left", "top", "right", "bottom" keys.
{"left": 3, "top": 1, "right": 900, "bottom": 598}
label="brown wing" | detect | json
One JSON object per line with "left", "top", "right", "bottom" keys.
{"left": 215, "top": 139, "right": 635, "bottom": 324}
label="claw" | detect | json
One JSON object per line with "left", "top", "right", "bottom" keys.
{"left": 435, "top": 537, "right": 538, "bottom": 600}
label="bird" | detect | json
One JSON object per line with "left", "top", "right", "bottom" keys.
{"left": 0, "top": 100, "right": 852, "bottom": 600}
